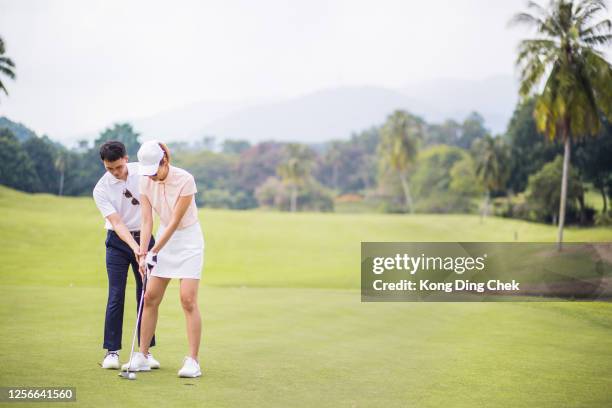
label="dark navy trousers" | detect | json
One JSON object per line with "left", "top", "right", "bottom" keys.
{"left": 103, "top": 230, "right": 156, "bottom": 351}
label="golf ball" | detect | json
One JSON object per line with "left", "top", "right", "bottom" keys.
{"left": 129, "top": 373, "right": 136, "bottom": 380}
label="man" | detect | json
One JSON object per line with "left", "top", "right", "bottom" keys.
{"left": 93, "top": 140, "right": 160, "bottom": 370}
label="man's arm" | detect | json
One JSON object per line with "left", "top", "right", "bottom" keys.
{"left": 106, "top": 213, "right": 140, "bottom": 258}
{"left": 93, "top": 185, "right": 139, "bottom": 257}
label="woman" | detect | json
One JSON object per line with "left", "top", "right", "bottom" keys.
{"left": 122, "top": 140, "right": 204, "bottom": 378}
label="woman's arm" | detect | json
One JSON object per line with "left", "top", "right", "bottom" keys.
{"left": 139, "top": 195, "right": 154, "bottom": 275}
{"left": 151, "top": 194, "right": 193, "bottom": 254}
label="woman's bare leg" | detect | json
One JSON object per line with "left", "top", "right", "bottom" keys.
{"left": 139, "top": 276, "right": 170, "bottom": 355}
{"left": 179, "top": 278, "right": 201, "bottom": 360}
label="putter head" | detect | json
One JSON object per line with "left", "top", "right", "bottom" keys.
{"left": 119, "top": 370, "right": 136, "bottom": 380}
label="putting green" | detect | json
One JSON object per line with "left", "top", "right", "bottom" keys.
{"left": 0, "top": 186, "right": 611, "bottom": 407}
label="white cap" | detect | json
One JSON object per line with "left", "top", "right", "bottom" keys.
{"left": 137, "top": 141, "right": 165, "bottom": 176}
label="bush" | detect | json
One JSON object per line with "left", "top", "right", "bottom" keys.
{"left": 595, "top": 212, "right": 612, "bottom": 226}
{"left": 201, "top": 189, "right": 257, "bottom": 210}
{"left": 254, "top": 177, "right": 283, "bottom": 208}
{"left": 378, "top": 199, "right": 408, "bottom": 214}
{"left": 335, "top": 193, "right": 364, "bottom": 203}
{"left": 567, "top": 205, "right": 595, "bottom": 226}
{"left": 411, "top": 145, "right": 481, "bottom": 213}
{"left": 494, "top": 194, "right": 529, "bottom": 219}
{"left": 413, "top": 193, "right": 476, "bottom": 213}
{"left": 255, "top": 177, "right": 334, "bottom": 212}
{"left": 523, "top": 156, "right": 593, "bottom": 225}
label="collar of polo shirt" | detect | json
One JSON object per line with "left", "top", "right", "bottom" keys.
{"left": 109, "top": 163, "right": 131, "bottom": 184}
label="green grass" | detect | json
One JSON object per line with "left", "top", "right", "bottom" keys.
{"left": 0, "top": 186, "right": 611, "bottom": 407}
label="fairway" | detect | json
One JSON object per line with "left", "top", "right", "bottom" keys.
{"left": 1, "top": 186, "right": 611, "bottom": 407}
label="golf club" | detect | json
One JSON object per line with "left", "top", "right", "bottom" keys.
{"left": 119, "top": 266, "right": 149, "bottom": 380}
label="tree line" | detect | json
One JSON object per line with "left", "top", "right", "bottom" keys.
{"left": 0, "top": 101, "right": 610, "bottom": 227}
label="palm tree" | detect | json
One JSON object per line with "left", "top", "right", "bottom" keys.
{"left": 378, "top": 110, "right": 425, "bottom": 213}
{"left": 55, "top": 151, "right": 66, "bottom": 196}
{"left": 325, "top": 141, "right": 343, "bottom": 191}
{"left": 511, "top": 0, "right": 612, "bottom": 249}
{"left": 277, "top": 143, "right": 316, "bottom": 212}
{"left": 0, "top": 36, "right": 16, "bottom": 98}
{"left": 472, "top": 135, "right": 511, "bottom": 221}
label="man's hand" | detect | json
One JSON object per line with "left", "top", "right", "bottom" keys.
{"left": 131, "top": 245, "right": 141, "bottom": 261}
{"left": 138, "top": 257, "right": 147, "bottom": 279}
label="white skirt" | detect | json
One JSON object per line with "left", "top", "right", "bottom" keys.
{"left": 152, "top": 222, "right": 204, "bottom": 279}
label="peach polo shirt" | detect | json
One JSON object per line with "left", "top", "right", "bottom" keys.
{"left": 139, "top": 165, "right": 199, "bottom": 229}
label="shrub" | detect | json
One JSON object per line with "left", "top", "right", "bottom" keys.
{"left": 201, "top": 189, "right": 257, "bottom": 210}
{"left": 521, "top": 156, "right": 594, "bottom": 225}
{"left": 255, "top": 176, "right": 334, "bottom": 212}
{"left": 595, "top": 212, "right": 612, "bottom": 226}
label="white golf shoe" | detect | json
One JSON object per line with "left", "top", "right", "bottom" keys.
{"left": 178, "top": 356, "right": 202, "bottom": 378}
{"left": 101, "top": 351, "right": 120, "bottom": 369}
{"left": 121, "top": 352, "right": 151, "bottom": 372}
{"left": 146, "top": 353, "right": 160, "bottom": 369}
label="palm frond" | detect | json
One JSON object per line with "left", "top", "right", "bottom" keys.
{"left": 534, "top": 61, "right": 563, "bottom": 140}
{"left": 575, "top": 0, "right": 608, "bottom": 28}
{"left": 580, "top": 18, "right": 612, "bottom": 37}
{"left": 0, "top": 56, "right": 15, "bottom": 67}
{"left": 574, "top": 0, "right": 607, "bottom": 14}
{"left": 516, "top": 39, "right": 559, "bottom": 71}
{"left": 518, "top": 58, "right": 547, "bottom": 96}
{"left": 548, "top": 1, "right": 570, "bottom": 36}
{"left": 581, "top": 33, "right": 612, "bottom": 46}
{"left": 517, "top": 38, "right": 559, "bottom": 54}
{"left": 574, "top": 57, "right": 600, "bottom": 116}
{"left": 582, "top": 49, "right": 612, "bottom": 119}
{"left": 509, "top": 10, "right": 559, "bottom": 37}
{"left": 575, "top": 0, "right": 608, "bottom": 17}
{"left": 0, "top": 65, "right": 15, "bottom": 79}
{"left": 509, "top": 12, "right": 545, "bottom": 28}
{"left": 526, "top": 0, "right": 548, "bottom": 17}
{"left": 0, "top": 80, "right": 7, "bottom": 96}
{"left": 515, "top": 39, "right": 559, "bottom": 96}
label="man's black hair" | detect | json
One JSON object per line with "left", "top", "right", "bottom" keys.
{"left": 99, "top": 141, "right": 127, "bottom": 162}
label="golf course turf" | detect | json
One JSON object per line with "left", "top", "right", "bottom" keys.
{"left": 0, "top": 186, "right": 611, "bottom": 407}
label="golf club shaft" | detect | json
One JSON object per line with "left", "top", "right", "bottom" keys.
{"left": 125, "top": 268, "right": 148, "bottom": 371}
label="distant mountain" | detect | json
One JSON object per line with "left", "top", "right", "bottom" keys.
{"left": 0, "top": 116, "right": 38, "bottom": 142}
{"left": 129, "top": 76, "right": 519, "bottom": 144}
{"left": 205, "top": 86, "right": 421, "bottom": 143}
{"left": 401, "top": 75, "right": 518, "bottom": 133}
{"left": 131, "top": 100, "right": 252, "bottom": 142}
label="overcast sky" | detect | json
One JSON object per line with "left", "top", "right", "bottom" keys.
{"left": 1, "top": 0, "right": 610, "bottom": 142}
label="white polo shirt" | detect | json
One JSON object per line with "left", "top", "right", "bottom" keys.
{"left": 93, "top": 162, "right": 142, "bottom": 231}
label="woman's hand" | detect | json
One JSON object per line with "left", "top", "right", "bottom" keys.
{"left": 145, "top": 251, "right": 158, "bottom": 271}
